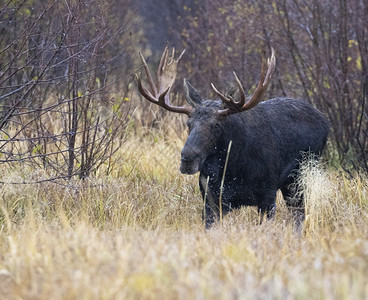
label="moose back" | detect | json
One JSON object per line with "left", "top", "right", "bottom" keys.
{"left": 137, "top": 47, "right": 329, "bottom": 228}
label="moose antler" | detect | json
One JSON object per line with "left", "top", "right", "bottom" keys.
{"left": 211, "top": 48, "right": 276, "bottom": 116}
{"left": 137, "top": 46, "right": 194, "bottom": 115}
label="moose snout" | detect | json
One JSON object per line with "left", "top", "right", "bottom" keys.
{"left": 180, "top": 156, "right": 190, "bottom": 163}
{"left": 180, "top": 147, "right": 202, "bottom": 175}
{"left": 180, "top": 152, "right": 193, "bottom": 163}
{"left": 180, "top": 146, "right": 199, "bottom": 163}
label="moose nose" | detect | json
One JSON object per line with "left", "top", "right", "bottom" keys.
{"left": 180, "top": 149, "right": 196, "bottom": 163}
{"left": 180, "top": 153, "right": 191, "bottom": 162}
{"left": 181, "top": 143, "right": 200, "bottom": 160}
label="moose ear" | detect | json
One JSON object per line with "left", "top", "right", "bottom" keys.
{"left": 183, "top": 79, "right": 203, "bottom": 107}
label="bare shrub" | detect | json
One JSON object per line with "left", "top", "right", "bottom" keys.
{"left": 0, "top": 0, "right": 138, "bottom": 182}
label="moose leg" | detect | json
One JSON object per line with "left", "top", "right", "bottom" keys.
{"left": 257, "top": 191, "right": 277, "bottom": 224}
{"left": 281, "top": 184, "right": 305, "bottom": 231}
{"left": 258, "top": 203, "right": 276, "bottom": 224}
{"left": 202, "top": 203, "right": 218, "bottom": 229}
{"left": 199, "top": 175, "right": 220, "bottom": 229}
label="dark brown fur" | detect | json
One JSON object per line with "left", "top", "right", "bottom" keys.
{"left": 180, "top": 94, "right": 329, "bottom": 229}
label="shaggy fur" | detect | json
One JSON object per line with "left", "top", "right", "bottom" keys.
{"left": 180, "top": 95, "right": 330, "bottom": 229}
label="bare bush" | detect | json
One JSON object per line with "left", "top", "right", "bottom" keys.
{"left": 0, "top": 0, "right": 138, "bottom": 182}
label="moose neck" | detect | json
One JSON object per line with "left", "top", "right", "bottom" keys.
{"left": 200, "top": 109, "right": 269, "bottom": 181}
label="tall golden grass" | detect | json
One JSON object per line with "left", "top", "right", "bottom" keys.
{"left": 0, "top": 123, "right": 367, "bottom": 299}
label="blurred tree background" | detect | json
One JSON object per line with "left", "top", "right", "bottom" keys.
{"left": 0, "top": 0, "right": 367, "bottom": 182}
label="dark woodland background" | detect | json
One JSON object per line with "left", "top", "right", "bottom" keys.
{"left": 0, "top": 0, "right": 367, "bottom": 181}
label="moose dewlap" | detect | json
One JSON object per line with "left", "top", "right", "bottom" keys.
{"left": 138, "top": 46, "right": 329, "bottom": 229}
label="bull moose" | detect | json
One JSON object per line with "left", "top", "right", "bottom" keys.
{"left": 137, "top": 46, "right": 329, "bottom": 229}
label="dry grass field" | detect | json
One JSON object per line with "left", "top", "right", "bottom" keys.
{"left": 0, "top": 124, "right": 368, "bottom": 299}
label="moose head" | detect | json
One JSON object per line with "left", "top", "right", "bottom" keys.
{"left": 137, "top": 46, "right": 276, "bottom": 175}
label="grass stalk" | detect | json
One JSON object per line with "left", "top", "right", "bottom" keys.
{"left": 203, "top": 175, "right": 210, "bottom": 230}
{"left": 219, "top": 140, "right": 232, "bottom": 225}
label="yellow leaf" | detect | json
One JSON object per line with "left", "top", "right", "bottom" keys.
{"left": 356, "top": 57, "right": 362, "bottom": 71}
{"left": 348, "top": 39, "right": 358, "bottom": 48}
{"left": 32, "top": 145, "right": 42, "bottom": 154}
{"left": 96, "top": 77, "right": 101, "bottom": 88}
{"left": 113, "top": 104, "right": 119, "bottom": 113}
